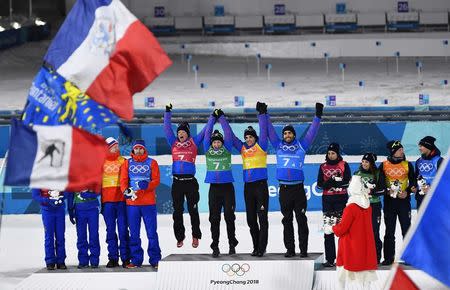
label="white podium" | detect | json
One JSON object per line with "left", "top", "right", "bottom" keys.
{"left": 157, "top": 253, "right": 321, "bottom": 290}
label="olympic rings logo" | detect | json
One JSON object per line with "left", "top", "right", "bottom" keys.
{"left": 221, "top": 263, "right": 250, "bottom": 277}
{"left": 323, "top": 169, "right": 342, "bottom": 178}
{"left": 386, "top": 168, "right": 406, "bottom": 177}
{"left": 209, "top": 148, "right": 225, "bottom": 155}
{"left": 175, "top": 141, "right": 192, "bottom": 148}
{"left": 280, "top": 144, "right": 299, "bottom": 151}
{"left": 129, "top": 165, "right": 150, "bottom": 174}
{"left": 418, "top": 163, "right": 434, "bottom": 172}
{"left": 104, "top": 163, "right": 121, "bottom": 174}
{"left": 243, "top": 146, "right": 257, "bottom": 154}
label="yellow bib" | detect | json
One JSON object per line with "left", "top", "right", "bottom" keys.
{"left": 241, "top": 143, "right": 267, "bottom": 170}
{"left": 383, "top": 160, "right": 409, "bottom": 191}
{"left": 102, "top": 156, "right": 125, "bottom": 188}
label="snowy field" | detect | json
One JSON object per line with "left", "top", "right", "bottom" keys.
{"left": 0, "top": 211, "right": 413, "bottom": 290}
{"left": 1, "top": 40, "right": 450, "bottom": 111}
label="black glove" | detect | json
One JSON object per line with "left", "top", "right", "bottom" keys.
{"left": 165, "top": 103, "right": 173, "bottom": 112}
{"left": 216, "top": 109, "right": 224, "bottom": 118}
{"left": 315, "top": 102, "right": 324, "bottom": 118}
{"left": 256, "top": 102, "right": 267, "bottom": 114}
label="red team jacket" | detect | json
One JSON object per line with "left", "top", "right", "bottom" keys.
{"left": 119, "top": 151, "right": 160, "bottom": 206}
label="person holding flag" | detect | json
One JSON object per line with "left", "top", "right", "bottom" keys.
{"left": 67, "top": 190, "right": 101, "bottom": 269}
{"left": 219, "top": 103, "right": 270, "bottom": 257}
{"left": 413, "top": 136, "right": 443, "bottom": 209}
{"left": 164, "top": 104, "right": 207, "bottom": 248}
{"left": 101, "top": 137, "right": 130, "bottom": 268}
{"left": 31, "top": 188, "right": 67, "bottom": 270}
{"left": 266, "top": 102, "right": 323, "bottom": 258}
{"left": 379, "top": 140, "right": 415, "bottom": 266}
{"left": 6, "top": 0, "right": 171, "bottom": 192}
{"left": 119, "top": 140, "right": 161, "bottom": 269}
{"left": 203, "top": 110, "right": 239, "bottom": 257}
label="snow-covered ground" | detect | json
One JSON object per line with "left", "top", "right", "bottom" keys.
{"left": 0, "top": 211, "right": 412, "bottom": 290}
{"left": 1, "top": 40, "right": 450, "bottom": 111}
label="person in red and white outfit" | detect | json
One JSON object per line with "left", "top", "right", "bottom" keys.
{"left": 324, "top": 175, "right": 378, "bottom": 289}
{"left": 101, "top": 137, "right": 130, "bottom": 268}
{"left": 120, "top": 139, "right": 161, "bottom": 269}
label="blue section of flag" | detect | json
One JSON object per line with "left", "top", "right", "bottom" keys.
{"left": 401, "top": 155, "right": 450, "bottom": 287}
{"left": 4, "top": 119, "right": 37, "bottom": 186}
{"left": 44, "top": 0, "right": 112, "bottom": 69}
{"left": 22, "top": 66, "right": 118, "bottom": 133}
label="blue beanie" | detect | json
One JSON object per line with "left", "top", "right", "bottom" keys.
{"left": 132, "top": 139, "right": 146, "bottom": 149}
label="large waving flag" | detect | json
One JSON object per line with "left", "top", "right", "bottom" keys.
{"left": 43, "top": 0, "right": 172, "bottom": 120}
{"left": 391, "top": 149, "right": 450, "bottom": 287}
{"left": 4, "top": 119, "right": 107, "bottom": 192}
{"left": 22, "top": 66, "right": 118, "bottom": 132}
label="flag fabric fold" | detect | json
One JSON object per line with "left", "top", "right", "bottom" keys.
{"left": 22, "top": 66, "right": 119, "bottom": 132}
{"left": 44, "top": 0, "right": 172, "bottom": 120}
{"left": 399, "top": 149, "right": 450, "bottom": 287}
{"left": 384, "top": 264, "right": 419, "bottom": 290}
{"left": 4, "top": 119, "right": 107, "bottom": 192}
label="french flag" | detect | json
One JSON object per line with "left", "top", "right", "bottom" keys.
{"left": 385, "top": 148, "right": 450, "bottom": 289}
{"left": 4, "top": 119, "right": 108, "bottom": 192}
{"left": 44, "top": 0, "right": 172, "bottom": 120}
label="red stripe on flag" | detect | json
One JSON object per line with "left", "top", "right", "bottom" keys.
{"left": 86, "top": 20, "right": 172, "bottom": 120}
{"left": 388, "top": 265, "right": 419, "bottom": 290}
{"left": 67, "top": 128, "right": 107, "bottom": 192}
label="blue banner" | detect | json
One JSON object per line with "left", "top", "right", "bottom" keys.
{"left": 1, "top": 162, "right": 419, "bottom": 214}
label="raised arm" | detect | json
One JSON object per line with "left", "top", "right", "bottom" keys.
{"left": 203, "top": 115, "right": 216, "bottom": 152}
{"left": 219, "top": 113, "right": 243, "bottom": 151}
{"left": 266, "top": 114, "right": 281, "bottom": 149}
{"left": 163, "top": 106, "right": 176, "bottom": 146}
{"left": 300, "top": 103, "right": 323, "bottom": 150}
{"left": 300, "top": 117, "right": 321, "bottom": 150}
{"left": 217, "top": 114, "right": 233, "bottom": 152}
{"left": 193, "top": 118, "right": 208, "bottom": 147}
{"left": 258, "top": 113, "right": 268, "bottom": 151}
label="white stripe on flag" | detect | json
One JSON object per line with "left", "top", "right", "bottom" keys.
{"left": 57, "top": 0, "right": 136, "bottom": 91}
{"left": 29, "top": 125, "right": 73, "bottom": 190}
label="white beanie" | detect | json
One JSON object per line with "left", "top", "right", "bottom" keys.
{"left": 105, "top": 137, "right": 118, "bottom": 148}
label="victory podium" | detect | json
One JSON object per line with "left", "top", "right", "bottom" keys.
{"left": 157, "top": 253, "right": 322, "bottom": 290}
{"left": 14, "top": 253, "right": 447, "bottom": 289}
